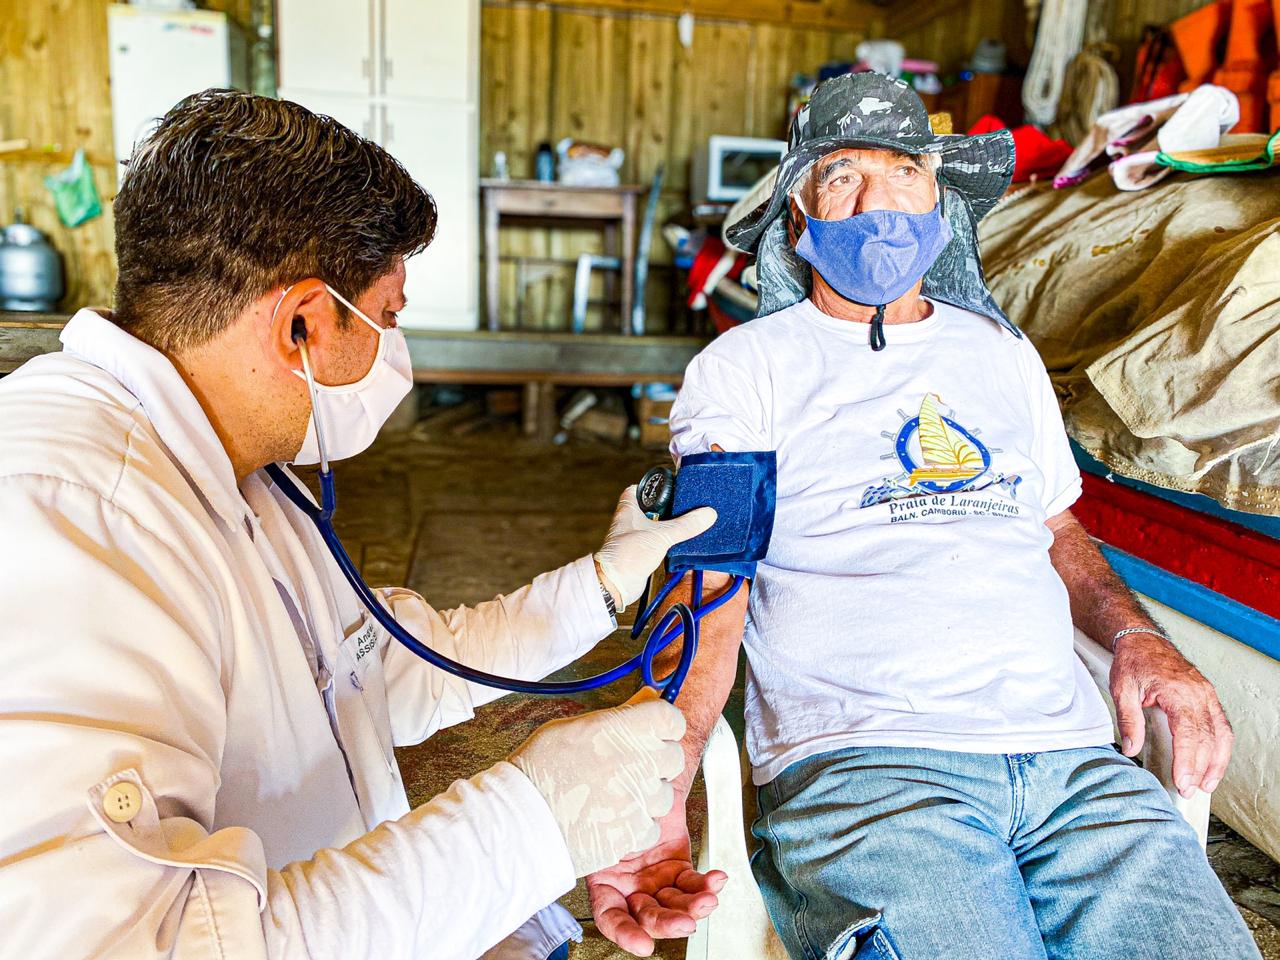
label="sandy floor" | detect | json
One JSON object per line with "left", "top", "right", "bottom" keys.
{"left": 330, "top": 418, "right": 1279, "bottom": 959}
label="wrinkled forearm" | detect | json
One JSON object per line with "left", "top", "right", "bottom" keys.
{"left": 1047, "top": 511, "right": 1162, "bottom": 652}
{"left": 646, "top": 571, "right": 748, "bottom": 798}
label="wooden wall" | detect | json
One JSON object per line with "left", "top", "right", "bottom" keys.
{"left": 1106, "top": 0, "right": 1209, "bottom": 44}
{"left": 0, "top": 0, "right": 118, "bottom": 309}
{"left": 883, "top": 0, "right": 1216, "bottom": 92}
{"left": 481, "top": 0, "right": 886, "bottom": 332}
{"left": 0, "top": 0, "right": 253, "bottom": 310}
{"left": 888, "top": 0, "right": 1030, "bottom": 71}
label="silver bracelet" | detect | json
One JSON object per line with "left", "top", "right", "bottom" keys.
{"left": 1112, "top": 626, "right": 1171, "bottom": 646}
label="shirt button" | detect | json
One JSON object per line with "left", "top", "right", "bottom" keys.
{"left": 103, "top": 782, "right": 143, "bottom": 823}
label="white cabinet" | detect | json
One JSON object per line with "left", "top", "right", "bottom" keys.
{"left": 275, "top": 0, "right": 373, "bottom": 98}
{"left": 380, "top": 0, "right": 476, "bottom": 104}
{"left": 290, "top": 92, "right": 376, "bottom": 141}
{"left": 278, "top": 0, "right": 479, "bottom": 331}
{"left": 384, "top": 100, "right": 477, "bottom": 327}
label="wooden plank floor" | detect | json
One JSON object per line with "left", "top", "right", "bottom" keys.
{"left": 329, "top": 422, "right": 1280, "bottom": 959}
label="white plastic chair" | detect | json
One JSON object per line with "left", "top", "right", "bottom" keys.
{"left": 686, "top": 628, "right": 1213, "bottom": 960}
{"left": 570, "top": 167, "right": 664, "bottom": 335}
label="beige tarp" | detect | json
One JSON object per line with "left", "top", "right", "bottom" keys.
{"left": 978, "top": 170, "right": 1280, "bottom": 517}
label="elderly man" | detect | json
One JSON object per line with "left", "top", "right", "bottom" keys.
{"left": 586, "top": 74, "right": 1260, "bottom": 960}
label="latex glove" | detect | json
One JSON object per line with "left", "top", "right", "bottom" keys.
{"left": 510, "top": 690, "right": 687, "bottom": 877}
{"left": 595, "top": 486, "right": 717, "bottom": 611}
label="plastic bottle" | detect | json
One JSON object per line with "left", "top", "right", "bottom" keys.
{"left": 535, "top": 142, "right": 555, "bottom": 182}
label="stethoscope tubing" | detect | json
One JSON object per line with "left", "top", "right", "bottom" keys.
{"left": 265, "top": 462, "right": 743, "bottom": 703}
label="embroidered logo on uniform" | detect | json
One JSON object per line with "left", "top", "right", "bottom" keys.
{"left": 861, "top": 393, "right": 1022, "bottom": 507}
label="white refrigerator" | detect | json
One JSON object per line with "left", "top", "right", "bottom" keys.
{"left": 107, "top": 5, "right": 249, "bottom": 176}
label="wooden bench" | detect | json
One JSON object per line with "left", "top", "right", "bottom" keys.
{"left": 0, "top": 313, "right": 706, "bottom": 440}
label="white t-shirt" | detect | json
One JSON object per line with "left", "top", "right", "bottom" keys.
{"left": 670, "top": 297, "right": 1114, "bottom": 785}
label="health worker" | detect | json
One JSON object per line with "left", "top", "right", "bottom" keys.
{"left": 0, "top": 90, "right": 715, "bottom": 960}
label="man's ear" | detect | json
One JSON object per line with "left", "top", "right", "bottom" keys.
{"left": 264, "top": 279, "right": 339, "bottom": 373}
{"left": 786, "top": 195, "right": 803, "bottom": 246}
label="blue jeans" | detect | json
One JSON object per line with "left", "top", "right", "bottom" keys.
{"left": 752, "top": 745, "right": 1260, "bottom": 960}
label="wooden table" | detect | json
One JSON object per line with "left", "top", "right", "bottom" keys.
{"left": 480, "top": 179, "right": 647, "bottom": 334}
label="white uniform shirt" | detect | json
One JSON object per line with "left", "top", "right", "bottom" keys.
{"left": 0, "top": 309, "right": 615, "bottom": 958}
{"left": 670, "top": 298, "right": 1113, "bottom": 785}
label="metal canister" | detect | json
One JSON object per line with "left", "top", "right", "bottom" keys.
{"left": 0, "top": 217, "right": 65, "bottom": 311}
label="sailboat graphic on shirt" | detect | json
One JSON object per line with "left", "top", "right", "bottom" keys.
{"left": 860, "top": 393, "right": 1022, "bottom": 507}
{"left": 907, "top": 393, "right": 985, "bottom": 485}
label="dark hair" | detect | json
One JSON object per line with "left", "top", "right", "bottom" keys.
{"left": 112, "top": 89, "right": 436, "bottom": 352}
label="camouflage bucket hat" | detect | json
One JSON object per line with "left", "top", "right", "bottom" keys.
{"left": 727, "top": 73, "right": 1020, "bottom": 332}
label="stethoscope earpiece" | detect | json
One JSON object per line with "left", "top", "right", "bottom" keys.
{"left": 290, "top": 316, "right": 330, "bottom": 474}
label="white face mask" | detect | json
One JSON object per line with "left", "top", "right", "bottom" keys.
{"left": 273, "top": 283, "right": 414, "bottom": 467}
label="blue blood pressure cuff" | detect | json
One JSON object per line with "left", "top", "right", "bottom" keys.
{"left": 666, "top": 451, "right": 776, "bottom": 579}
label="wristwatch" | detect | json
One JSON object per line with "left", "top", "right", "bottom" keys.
{"left": 598, "top": 579, "right": 618, "bottom": 622}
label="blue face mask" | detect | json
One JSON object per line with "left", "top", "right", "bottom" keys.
{"left": 793, "top": 191, "right": 954, "bottom": 350}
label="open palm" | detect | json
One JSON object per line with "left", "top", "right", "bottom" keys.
{"left": 586, "top": 811, "right": 728, "bottom": 957}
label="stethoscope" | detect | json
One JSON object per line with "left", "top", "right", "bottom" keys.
{"left": 263, "top": 326, "right": 743, "bottom": 704}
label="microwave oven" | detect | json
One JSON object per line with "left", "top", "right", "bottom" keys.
{"left": 691, "top": 135, "right": 787, "bottom": 204}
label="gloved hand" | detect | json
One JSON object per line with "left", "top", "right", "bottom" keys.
{"left": 509, "top": 690, "right": 687, "bottom": 877}
{"left": 595, "top": 486, "right": 717, "bottom": 611}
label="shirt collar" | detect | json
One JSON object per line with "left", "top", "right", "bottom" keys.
{"left": 798, "top": 296, "right": 943, "bottom": 344}
{"left": 59, "top": 308, "right": 248, "bottom": 529}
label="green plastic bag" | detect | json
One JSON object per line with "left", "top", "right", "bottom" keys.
{"left": 43, "top": 148, "right": 102, "bottom": 228}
